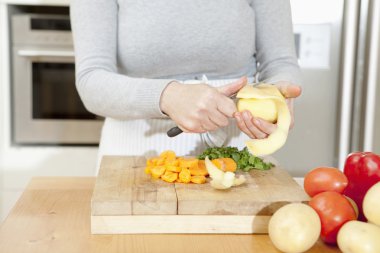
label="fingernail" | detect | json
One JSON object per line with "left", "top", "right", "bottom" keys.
{"left": 254, "top": 119, "right": 261, "bottom": 126}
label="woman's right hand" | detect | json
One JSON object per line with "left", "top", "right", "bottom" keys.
{"left": 160, "top": 77, "right": 247, "bottom": 133}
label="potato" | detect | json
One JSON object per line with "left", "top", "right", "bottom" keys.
{"left": 237, "top": 98, "right": 277, "bottom": 123}
{"left": 363, "top": 182, "right": 380, "bottom": 226}
{"left": 337, "top": 221, "right": 380, "bottom": 253}
{"left": 268, "top": 203, "right": 321, "bottom": 253}
{"left": 236, "top": 84, "right": 291, "bottom": 156}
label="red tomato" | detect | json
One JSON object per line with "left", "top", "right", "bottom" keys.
{"left": 304, "top": 167, "right": 348, "bottom": 197}
{"left": 309, "top": 191, "right": 357, "bottom": 244}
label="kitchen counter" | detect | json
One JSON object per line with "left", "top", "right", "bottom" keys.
{"left": 0, "top": 177, "right": 341, "bottom": 253}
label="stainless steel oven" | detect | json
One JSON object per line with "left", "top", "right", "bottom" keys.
{"left": 11, "top": 14, "right": 103, "bottom": 145}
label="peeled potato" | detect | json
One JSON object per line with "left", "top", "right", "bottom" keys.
{"left": 237, "top": 84, "right": 291, "bottom": 156}
{"left": 237, "top": 98, "right": 277, "bottom": 123}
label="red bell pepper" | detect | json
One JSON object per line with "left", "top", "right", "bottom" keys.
{"left": 343, "top": 152, "right": 380, "bottom": 221}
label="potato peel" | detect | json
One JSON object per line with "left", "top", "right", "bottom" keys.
{"left": 237, "top": 84, "right": 291, "bottom": 156}
{"left": 205, "top": 156, "right": 246, "bottom": 190}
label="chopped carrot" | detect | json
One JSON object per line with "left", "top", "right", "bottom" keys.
{"left": 179, "top": 158, "right": 199, "bottom": 169}
{"left": 179, "top": 168, "right": 192, "bottom": 183}
{"left": 146, "top": 152, "right": 207, "bottom": 184}
{"left": 211, "top": 158, "right": 237, "bottom": 172}
{"left": 159, "top": 150, "right": 176, "bottom": 161}
{"left": 191, "top": 175, "right": 207, "bottom": 184}
{"left": 165, "top": 165, "right": 181, "bottom": 173}
{"left": 151, "top": 166, "right": 166, "bottom": 179}
{"left": 161, "top": 171, "right": 178, "bottom": 183}
{"left": 189, "top": 161, "right": 209, "bottom": 176}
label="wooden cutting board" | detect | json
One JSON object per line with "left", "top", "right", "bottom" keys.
{"left": 91, "top": 156, "right": 309, "bottom": 234}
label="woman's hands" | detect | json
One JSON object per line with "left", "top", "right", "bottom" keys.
{"left": 160, "top": 78, "right": 301, "bottom": 138}
{"left": 234, "top": 81, "right": 302, "bottom": 139}
{"left": 160, "top": 77, "right": 247, "bottom": 133}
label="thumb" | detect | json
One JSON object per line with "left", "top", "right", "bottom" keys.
{"left": 276, "top": 83, "right": 302, "bottom": 98}
{"left": 217, "top": 76, "right": 247, "bottom": 96}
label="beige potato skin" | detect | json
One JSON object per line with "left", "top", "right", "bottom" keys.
{"left": 268, "top": 203, "right": 321, "bottom": 253}
{"left": 363, "top": 182, "right": 380, "bottom": 226}
{"left": 337, "top": 221, "right": 380, "bottom": 253}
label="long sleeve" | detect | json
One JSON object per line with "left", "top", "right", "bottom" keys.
{"left": 70, "top": 0, "right": 173, "bottom": 120}
{"left": 252, "top": 0, "right": 302, "bottom": 85}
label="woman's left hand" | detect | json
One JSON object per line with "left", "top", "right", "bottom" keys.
{"left": 234, "top": 82, "right": 302, "bottom": 139}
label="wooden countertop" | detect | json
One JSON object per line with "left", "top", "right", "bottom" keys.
{"left": 0, "top": 177, "right": 341, "bottom": 253}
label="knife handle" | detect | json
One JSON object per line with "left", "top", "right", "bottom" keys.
{"left": 167, "top": 126, "right": 183, "bottom": 137}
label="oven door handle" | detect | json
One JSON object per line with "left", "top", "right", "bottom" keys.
{"left": 17, "top": 49, "right": 75, "bottom": 57}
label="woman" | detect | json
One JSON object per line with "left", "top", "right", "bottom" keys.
{"left": 70, "top": 0, "right": 302, "bottom": 172}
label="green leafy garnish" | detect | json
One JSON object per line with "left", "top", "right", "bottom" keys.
{"left": 197, "top": 146, "right": 274, "bottom": 171}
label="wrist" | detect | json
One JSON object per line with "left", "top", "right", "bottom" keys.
{"left": 160, "top": 81, "right": 182, "bottom": 115}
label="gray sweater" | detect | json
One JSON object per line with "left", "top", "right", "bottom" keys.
{"left": 70, "top": 0, "right": 301, "bottom": 120}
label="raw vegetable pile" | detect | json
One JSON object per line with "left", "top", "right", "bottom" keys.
{"left": 268, "top": 151, "right": 380, "bottom": 253}
{"left": 145, "top": 150, "right": 209, "bottom": 184}
{"left": 197, "top": 147, "right": 274, "bottom": 171}
{"left": 145, "top": 147, "right": 272, "bottom": 190}
{"left": 145, "top": 149, "right": 246, "bottom": 188}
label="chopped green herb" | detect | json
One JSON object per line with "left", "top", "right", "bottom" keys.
{"left": 197, "top": 146, "right": 274, "bottom": 171}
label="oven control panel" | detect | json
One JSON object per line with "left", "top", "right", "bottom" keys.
{"left": 12, "top": 14, "right": 73, "bottom": 46}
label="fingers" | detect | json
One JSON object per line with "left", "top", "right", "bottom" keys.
{"left": 241, "top": 111, "right": 268, "bottom": 139}
{"left": 217, "top": 96, "right": 237, "bottom": 117}
{"left": 235, "top": 111, "right": 272, "bottom": 139}
{"left": 209, "top": 110, "right": 229, "bottom": 128}
{"left": 163, "top": 78, "right": 253, "bottom": 134}
{"left": 275, "top": 82, "right": 302, "bottom": 98}
{"left": 235, "top": 112, "right": 255, "bottom": 139}
{"left": 217, "top": 76, "right": 247, "bottom": 96}
{"left": 254, "top": 117, "right": 277, "bottom": 135}
{"left": 201, "top": 116, "right": 219, "bottom": 132}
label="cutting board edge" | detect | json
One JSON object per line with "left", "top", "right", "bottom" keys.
{"left": 91, "top": 215, "right": 270, "bottom": 234}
